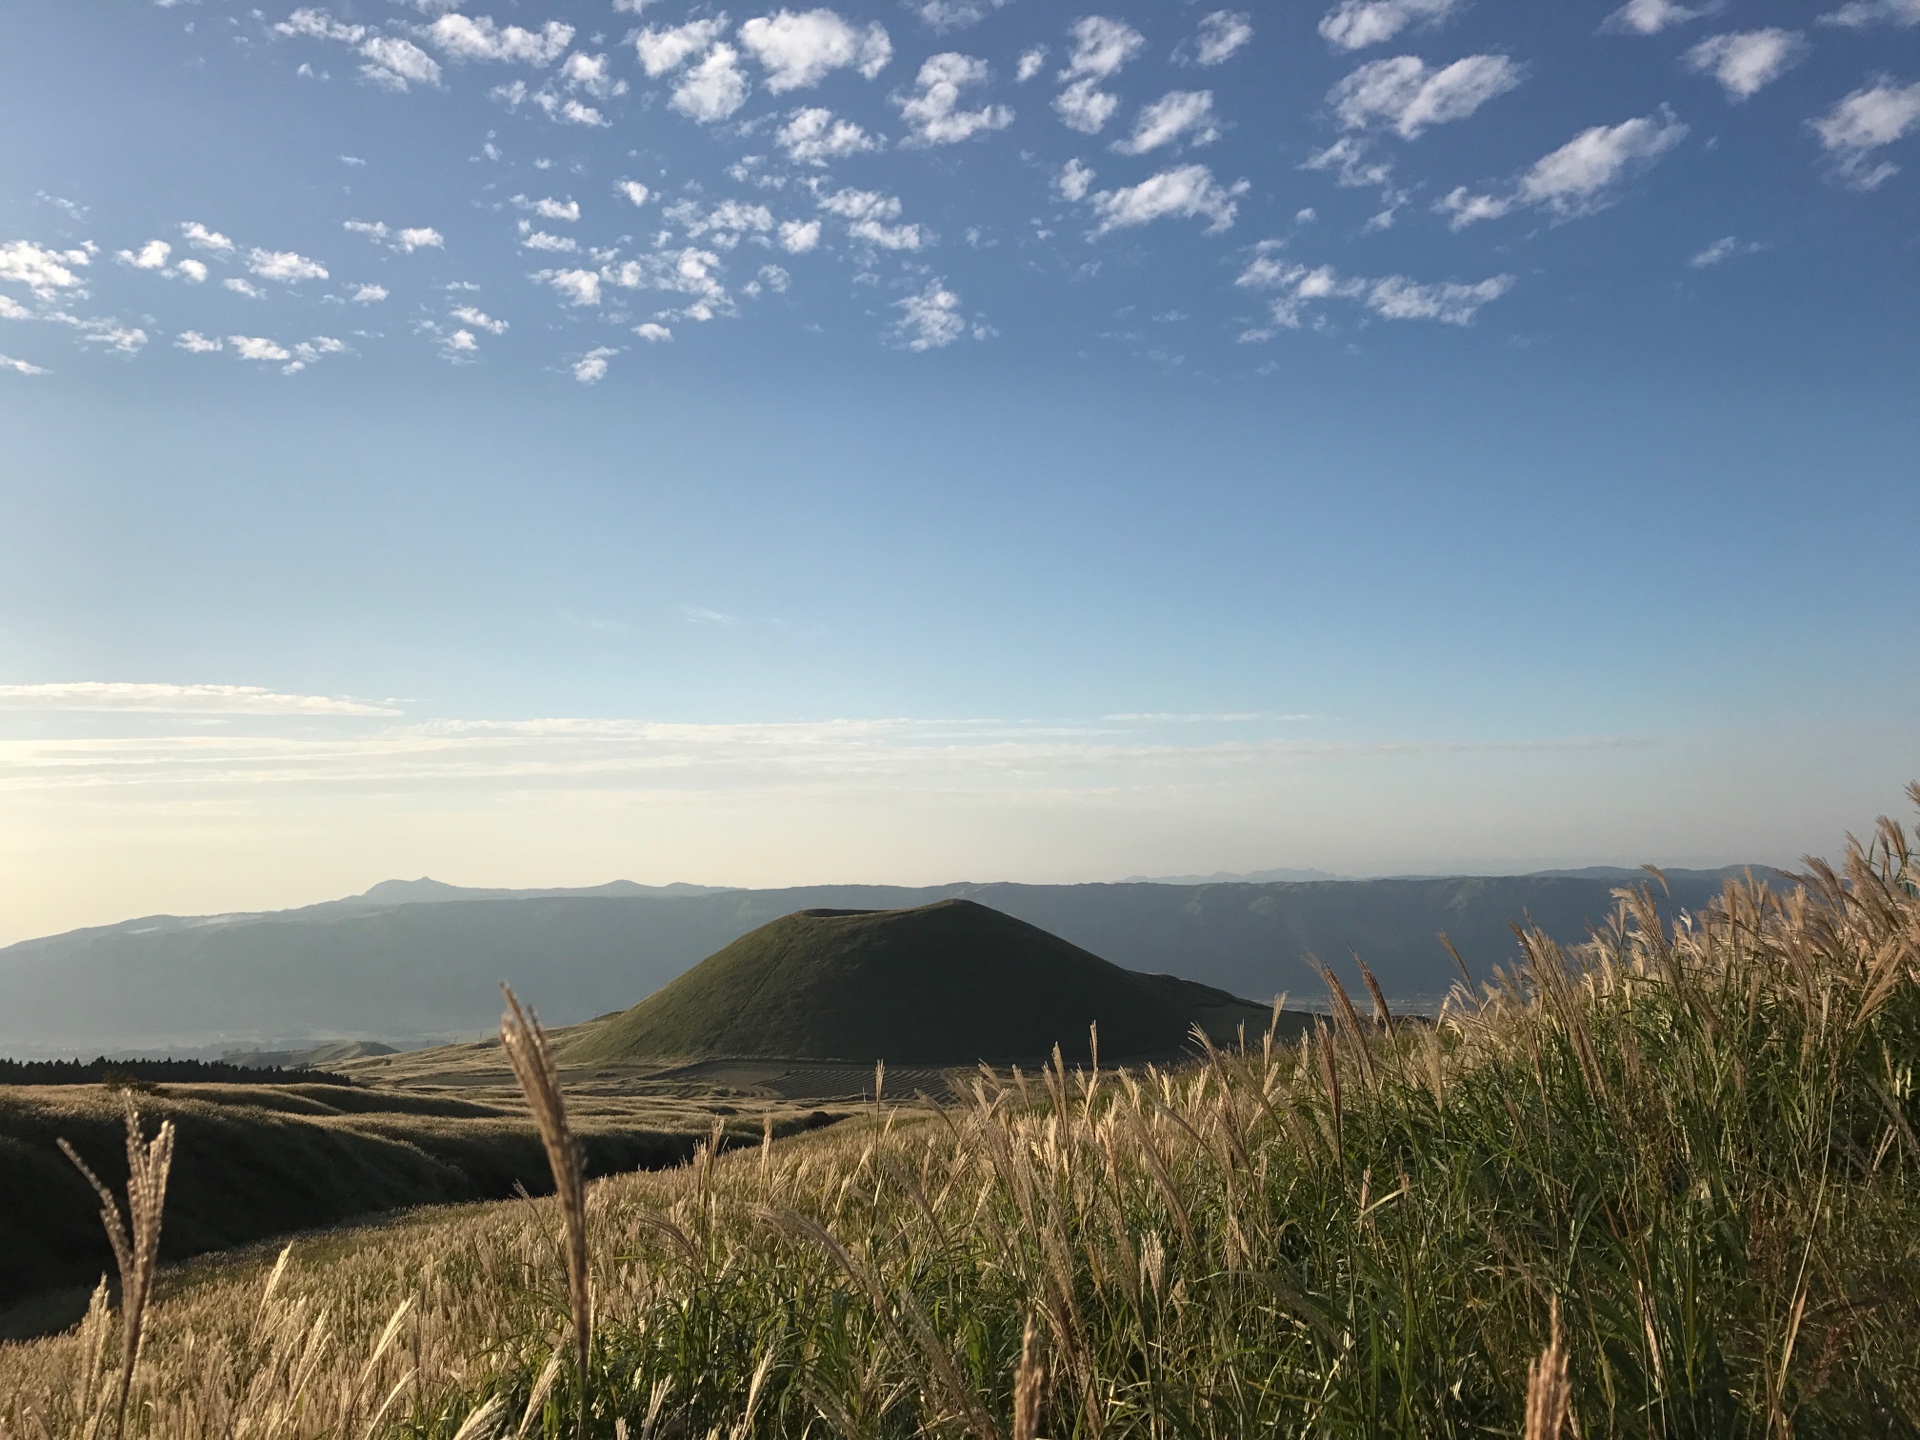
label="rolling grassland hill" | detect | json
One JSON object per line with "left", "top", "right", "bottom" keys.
{"left": 0, "top": 869, "right": 1768, "bottom": 1055}
{"left": 563, "top": 898, "right": 1288, "bottom": 1066}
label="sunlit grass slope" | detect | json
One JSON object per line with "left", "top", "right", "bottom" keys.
{"left": 565, "top": 898, "right": 1278, "bottom": 1066}
{"left": 5, "top": 797, "right": 1919, "bottom": 1437}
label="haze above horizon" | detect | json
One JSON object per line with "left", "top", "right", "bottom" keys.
{"left": 1, "top": 0, "right": 1916, "bottom": 945}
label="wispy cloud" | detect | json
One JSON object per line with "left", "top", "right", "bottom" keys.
{"left": 0, "top": 682, "right": 400, "bottom": 716}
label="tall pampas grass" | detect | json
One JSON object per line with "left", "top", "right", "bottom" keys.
{"left": 501, "top": 984, "right": 591, "bottom": 1440}
{"left": 57, "top": 1099, "right": 174, "bottom": 1440}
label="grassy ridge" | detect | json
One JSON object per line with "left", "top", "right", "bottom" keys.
{"left": 566, "top": 898, "right": 1280, "bottom": 1065}
{"left": 3, "top": 805, "right": 1917, "bottom": 1437}
{"left": 0, "top": 1083, "right": 821, "bottom": 1311}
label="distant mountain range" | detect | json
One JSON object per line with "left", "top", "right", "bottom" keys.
{"left": 0, "top": 866, "right": 1783, "bottom": 1057}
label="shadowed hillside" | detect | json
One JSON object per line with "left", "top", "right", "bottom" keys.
{"left": 566, "top": 899, "right": 1280, "bottom": 1065}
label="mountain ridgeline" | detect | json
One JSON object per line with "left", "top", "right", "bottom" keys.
{"left": 0, "top": 868, "right": 1772, "bottom": 1054}
{"left": 564, "top": 899, "right": 1278, "bottom": 1065}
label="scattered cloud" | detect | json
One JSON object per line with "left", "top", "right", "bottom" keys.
{"left": 618, "top": 181, "right": 653, "bottom": 207}
{"left": 665, "top": 198, "right": 776, "bottom": 247}
{"left": 425, "top": 15, "right": 573, "bottom": 65}
{"left": 1190, "top": 12, "right": 1253, "bottom": 65}
{"left": 1811, "top": 80, "right": 1920, "bottom": 187}
{"left": 1057, "top": 158, "right": 1096, "bottom": 201}
{"left": 635, "top": 18, "right": 727, "bottom": 75}
{"left": 573, "top": 345, "right": 618, "bottom": 382}
{"left": 634, "top": 322, "right": 673, "bottom": 341}
{"left": 350, "top": 283, "right": 388, "bottom": 302}
{"left": 360, "top": 36, "right": 442, "bottom": 90}
{"left": 1053, "top": 16, "right": 1141, "bottom": 134}
{"left": 0, "top": 353, "right": 47, "bottom": 375}
{"left": 779, "top": 218, "right": 822, "bottom": 251}
{"left": 897, "top": 52, "right": 1012, "bottom": 145}
{"left": 915, "top": 0, "right": 1012, "bottom": 31}
{"left": 1318, "top": 0, "right": 1461, "bottom": 52}
{"left": 450, "top": 305, "right": 507, "bottom": 334}
{"left": 893, "top": 279, "right": 970, "bottom": 349}
{"left": 1088, "top": 164, "right": 1247, "bottom": 235}
{"left": 817, "top": 187, "right": 926, "bottom": 248}
{"left": 0, "top": 682, "right": 400, "bottom": 716}
{"left": 535, "top": 267, "right": 602, "bottom": 305}
{"left": 1685, "top": 30, "right": 1805, "bottom": 101}
{"left": 0, "top": 241, "right": 91, "bottom": 299}
{"left": 673, "top": 44, "right": 751, "bottom": 122}
{"left": 1331, "top": 54, "right": 1523, "bottom": 139}
{"left": 519, "top": 226, "right": 578, "bottom": 252}
{"left": 737, "top": 9, "right": 891, "bottom": 91}
{"left": 224, "top": 277, "right": 266, "bottom": 298}
{"left": 1237, "top": 246, "right": 1513, "bottom": 328}
{"left": 175, "top": 330, "right": 223, "bottom": 352}
{"left": 601, "top": 248, "right": 732, "bottom": 318}
{"left": 1604, "top": 0, "right": 1712, "bottom": 35}
{"left": 514, "top": 195, "right": 580, "bottom": 221}
{"left": 678, "top": 604, "right": 737, "bottom": 624}
{"left": 180, "top": 221, "right": 234, "bottom": 253}
{"left": 343, "top": 220, "right": 445, "bottom": 252}
{"left": 1689, "top": 235, "right": 1764, "bottom": 266}
{"left": 247, "top": 247, "right": 329, "bottom": 282}
{"left": 1016, "top": 47, "right": 1046, "bottom": 82}
{"left": 1113, "top": 91, "right": 1219, "bottom": 154}
{"left": 778, "top": 106, "right": 884, "bottom": 163}
{"left": 1820, "top": 0, "right": 1920, "bottom": 26}
{"left": 1437, "top": 109, "right": 1689, "bottom": 226}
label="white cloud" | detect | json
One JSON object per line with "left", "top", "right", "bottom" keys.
{"left": 247, "top": 247, "right": 328, "bottom": 282}
{"left": 1318, "top": 0, "right": 1460, "bottom": 51}
{"left": 1016, "top": 47, "right": 1046, "bottom": 81}
{"left": 535, "top": 268, "right": 602, "bottom": 305}
{"left": 673, "top": 44, "right": 751, "bottom": 122}
{"left": 1062, "top": 16, "right": 1143, "bottom": 79}
{"left": 1685, "top": 30, "right": 1805, "bottom": 101}
{"left": 81, "top": 323, "right": 148, "bottom": 355}
{"left": 426, "top": 15, "right": 573, "bottom": 64}
{"left": 601, "top": 248, "right": 731, "bottom": 316}
{"left": 559, "top": 51, "right": 626, "bottom": 98}
{"left": 1689, "top": 235, "right": 1763, "bottom": 266}
{"left": 520, "top": 228, "right": 578, "bottom": 252}
{"left": 665, "top": 199, "right": 775, "bottom": 246}
{"left": 450, "top": 305, "right": 508, "bottom": 333}
{"left": 634, "top": 322, "right": 673, "bottom": 341}
{"left": 757, "top": 263, "right": 789, "bottom": 291}
{"left": 916, "top": 0, "right": 1012, "bottom": 31}
{"left": 175, "top": 330, "right": 223, "bottom": 352}
{"left": 343, "top": 220, "right": 444, "bottom": 252}
{"left": 897, "top": 52, "right": 1012, "bottom": 144}
{"left": 0, "top": 682, "right": 399, "bottom": 716}
{"left": 181, "top": 221, "right": 234, "bottom": 253}
{"left": 1440, "top": 110, "right": 1691, "bottom": 226}
{"left": 1088, "top": 163, "right": 1246, "bottom": 235}
{"left": 229, "top": 335, "right": 293, "bottom": 362}
{"left": 275, "top": 8, "right": 365, "bottom": 42}
{"left": 515, "top": 195, "right": 580, "bottom": 221}
{"left": 1331, "top": 54, "right": 1522, "bottom": 138}
{"left": 1055, "top": 78, "right": 1120, "bottom": 134}
{"left": 635, "top": 18, "right": 727, "bottom": 75}
{"left": 618, "top": 181, "right": 653, "bottom": 207}
{"left": 779, "top": 218, "right": 822, "bottom": 251}
{"left": 737, "top": 9, "right": 892, "bottom": 91}
{"left": 574, "top": 346, "right": 618, "bottom": 383}
{"left": 1821, "top": 0, "right": 1920, "bottom": 26}
{"left": 350, "top": 283, "right": 388, "bottom": 302}
{"left": 176, "top": 258, "right": 208, "bottom": 283}
{"left": 778, "top": 106, "right": 884, "bottom": 162}
{"left": 893, "top": 279, "right": 967, "bottom": 349}
{"left": 1236, "top": 248, "right": 1512, "bottom": 328}
{"left": 1192, "top": 11, "right": 1253, "bottom": 64}
{"left": 1604, "top": 0, "right": 1710, "bottom": 35}
{"left": 360, "top": 36, "right": 442, "bottom": 90}
{"left": 118, "top": 240, "right": 171, "bottom": 271}
{"left": 223, "top": 277, "right": 265, "bottom": 298}
{"left": 1812, "top": 80, "right": 1920, "bottom": 187}
{"left": 817, "top": 188, "right": 925, "bottom": 248}
{"left": 1057, "top": 158, "right": 1096, "bottom": 200}
{"left": 1113, "top": 90, "right": 1218, "bottom": 154}
{"left": 0, "top": 241, "right": 91, "bottom": 299}
{"left": 0, "top": 295, "right": 30, "bottom": 320}
{"left": 0, "top": 353, "right": 45, "bottom": 376}
{"left": 439, "top": 328, "right": 479, "bottom": 359}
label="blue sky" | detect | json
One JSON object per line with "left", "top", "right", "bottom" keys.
{"left": 1, "top": 0, "right": 1917, "bottom": 941}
